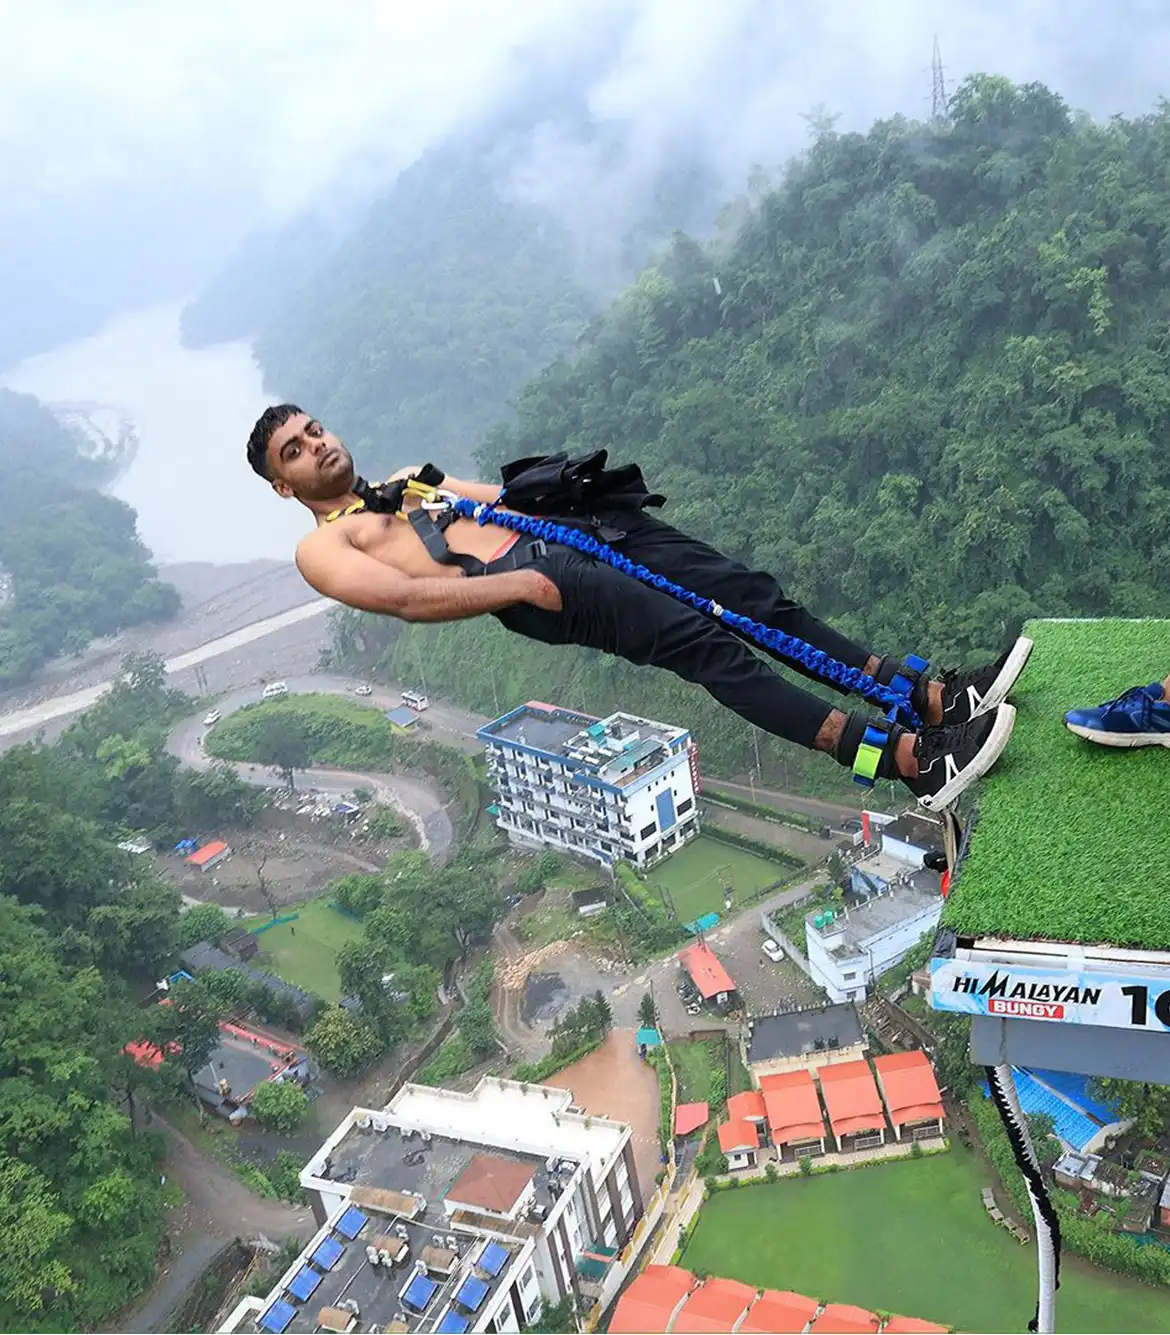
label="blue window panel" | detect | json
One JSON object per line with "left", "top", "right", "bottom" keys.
{"left": 456, "top": 1276, "right": 489, "bottom": 1312}
{"left": 479, "top": 1241, "right": 509, "bottom": 1277}
{"left": 311, "top": 1237, "right": 344, "bottom": 1271}
{"left": 655, "top": 790, "right": 676, "bottom": 831}
{"left": 259, "top": 1300, "right": 296, "bottom": 1333}
{"left": 287, "top": 1265, "right": 322, "bottom": 1301}
{"left": 404, "top": 1273, "right": 439, "bottom": 1312}
{"left": 438, "top": 1313, "right": 470, "bottom": 1334}
{"left": 335, "top": 1206, "right": 368, "bottom": 1239}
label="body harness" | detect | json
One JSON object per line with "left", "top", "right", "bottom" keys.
{"left": 327, "top": 456, "right": 928, "bottom": 785}
{"left": 332, "top": 459, "right": 1062, "bottom": 1330}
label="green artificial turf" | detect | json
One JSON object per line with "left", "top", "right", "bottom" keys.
{"left": 944, "top": 619, "right": 1170, "bottom": 948}
{"left": 648, "top": 836, "right": 790, "bottom": 923}
{"left": 683, "top": 1150, "right": 1170, "bottom": 1334}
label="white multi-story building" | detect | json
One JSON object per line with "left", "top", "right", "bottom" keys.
{"left": 219, "top": 1079, "right": 646, "bottom": 1335}
{"left": 804, "top": 810, "right": 945, "bottom": 1003}
{"left": 479, "top": 702, "right": 700, "bottom": 868}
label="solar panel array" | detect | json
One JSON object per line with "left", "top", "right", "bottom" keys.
{"left": 336, "top": 1205, "right": 369, "bottom": 1239}
{"left": 455, "top": 1275, "right": 489, "bottom": 1313}
{"left": 258, "top": 1299, "right": 296, "bottom": 1333}
{"left": 478, "top": 1241, "right": 509, "bottom": 1278}
{"left": 404, "top": 1272, "right": 439, "bottom": 1313}
{"left": 311, "top": 1237, "right": 344, "bottom": 1271}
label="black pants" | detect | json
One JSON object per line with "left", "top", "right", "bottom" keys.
{"left": 493, "top": 508, "right": 874, "bottom": 750}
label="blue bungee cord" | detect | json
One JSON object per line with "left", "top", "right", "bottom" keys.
{"left": 443, "top": 493, "right": 923, "bottom": 729}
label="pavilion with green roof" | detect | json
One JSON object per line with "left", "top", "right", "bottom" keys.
{"left": 929, "top": 618, "right": 1170, "bottom": 1084}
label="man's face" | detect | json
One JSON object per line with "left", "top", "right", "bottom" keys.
{"left": 265, "top": 412, "right": 354, "bottom": 501}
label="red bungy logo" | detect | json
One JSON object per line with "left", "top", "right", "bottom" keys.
{"left": 988, "top": 998, "right": 1065, "bottom": 1020}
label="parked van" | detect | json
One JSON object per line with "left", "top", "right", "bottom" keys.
{"left": 401, "top": 688, "right": 429, "bottom": 711}
{"left": 261, "top": 681, "right": 289, "bottom": 700}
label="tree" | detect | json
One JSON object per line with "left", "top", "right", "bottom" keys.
{"left": 638, "top": 991, "right": 659, "bottom": 1030}
{"left": 457, "top": 998, "right": 499, "bottom": 1057}
{"left": 144, "top": 980, "right": 226, "bottom": 1091}
{"left": 527, "top": 1294, "right": 578, "bottom": 1334}
{"left": 0, "top": 899, "right": 168, "bottom": 1329}
{"left": 1090, "top": 1079, "right": 1170, "bottom": 1142}
{"left": 332, "top": 873, "right": 386, "bottom": 918}
{"left": 179, "top": 902, "right": 230, "bottom": 949}
{"left": 0, "top": 1157, "right": 75, "bottom": 1327}
{"left": 175, "top": 762, "right": 256, "bottom": 830}
{"left": 591, "top": 989, "right": 613, "bottom": 1034}
{"left": 304, "top": 1006, "right": 383, "bottom": 1079}
{"left": 249, "top": 1080, "right": 309, "bottom": 1134}
{"left": 244, "top": 713, "right": 315, "bottom": 789}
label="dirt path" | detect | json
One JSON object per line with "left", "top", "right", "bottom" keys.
{"left": 119, "top": 1114, "right": 311, "bottom": 1334}
{"left": 154, "top": 1114, "right": 312, "bottom": 1240}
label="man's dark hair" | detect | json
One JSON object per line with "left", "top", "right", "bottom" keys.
{"left": 247, "top": 403, "right": 303, "bottom": 479}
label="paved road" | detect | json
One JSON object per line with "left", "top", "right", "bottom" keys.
{"left": 0, "top": 600, "right": 331, "bottom": 741}
{"left": 166, "top": 674, "right": 460, "bottom": 861}
{"left": 708, "top": 776, "right": 862, "bottom": 822}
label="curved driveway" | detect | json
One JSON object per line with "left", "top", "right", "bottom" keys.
{"left": 166, "top": 674, "right": 462, "bottom": 861}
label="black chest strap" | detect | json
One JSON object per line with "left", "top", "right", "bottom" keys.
{"left": 407, "top": 507, "right": 482, "bottom": 574}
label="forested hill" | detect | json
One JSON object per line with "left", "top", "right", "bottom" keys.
{"left": 482, "top": 74, "right": 1170, "bottom": 661}
{"left": 183, "top": 138, "right": 597, "bottom": 478}
{"left": 0, "top": 390, "right": 178, "bottom": 689}
{"left": 330, "top": 74, "right": 1170, "bottom": 788}
{"left": 182, "top": 94, "right": 723, "bottom": 480}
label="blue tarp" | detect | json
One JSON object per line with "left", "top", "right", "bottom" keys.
{"left": 982, "top": 1070, "right": 1101, "bottom": 1152}
{"left": 456, "top": 1276, "right": 489, "bottom": 1312}
{"left": 259, "top": 1300, "right": 296, "bottom": 1333}
{"left": 287, "top": 1265, "right": 322, "bottom": 1302}
{"left": 635, "top": 1027, "right": 662, "bottom": 1049}
{"left": 479, "top": 1241, "right": 509, "bottom": 1277}
{"left": 312, "top": 1237, "right": 344, "bottom": 1271}
{"left": 437, "top": 1313, "right": 470, "bottom": 1334}
{"left": 1028, "top": 1068, "right": 1118, "bottom": 1124}
{"left": 404, "top": 1273, "right": 439, "bottom": 1312}
{"left": 683, "top": 911, "right": 720, "bottom": 935}
{"left": 335, "top": 1205, "right": 368, "bottom": 1239}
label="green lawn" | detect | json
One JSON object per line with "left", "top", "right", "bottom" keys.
{"left": 669, "top": 1038, "right": 722, "bottom": 1105}
{"left": 242, "top": 897, "right": 363, "bottom": 1001}
{"left": 649, "top": 836, "right": 791, "bottom": 924}
{"left": 683, "top": 1148, "right": 1170, "bottom": 1333}
{"left": 945, "top": 618, "right": 1170, "bottom": 947}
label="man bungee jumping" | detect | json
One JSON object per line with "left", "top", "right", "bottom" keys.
{"left": 248, "top": 405, "right": 1031, "bottom": 811}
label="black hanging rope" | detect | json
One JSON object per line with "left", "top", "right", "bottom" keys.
{"left": 985, "top": 1063, "right": 1062, "bottom": 1333}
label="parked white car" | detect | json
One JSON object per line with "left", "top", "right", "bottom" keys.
{"left": 261, "top": 681, "right": 289, "bottom": 700}
{"left": 203, "top": 709, "right": 221, "bottom": 727}
{"left": 762, "top": 938, "right": 785, "bottom": 963}
{"left": 352, "top": 683, "right": 373, "bottom": 696}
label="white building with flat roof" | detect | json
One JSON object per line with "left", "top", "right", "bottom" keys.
{"left": 219, "top": 1079, "right": 645, "bottom": 1335}
{"left": 479, "top": 702, "right": 700, "bottom": 868}
{"left": 806, "top": 809, "right": 945, "bottom": 1002}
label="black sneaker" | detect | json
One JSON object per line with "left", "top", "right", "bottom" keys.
{"left": 902, "top": 703, "right": 1017, "bottom": 811}
{"left": 934, "top": 636, "right": 1034, "bottom": 726}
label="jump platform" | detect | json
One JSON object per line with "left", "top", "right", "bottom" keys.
{"left": 929, "top": 618, "right": 1170, "bottom": 1084}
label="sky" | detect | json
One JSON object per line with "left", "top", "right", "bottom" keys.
{"left": 3, "top": 0, "right": 1170, "bottom": 369}
{"left": 4, "top": 0, "right": 1170, "bottom": 564}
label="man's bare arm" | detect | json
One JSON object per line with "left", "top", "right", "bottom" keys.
{"left": 386, "top": 464, "right": 503, "bottom": 507}
{"left": 296, "top": 536, "right": 560, "bottom": 623}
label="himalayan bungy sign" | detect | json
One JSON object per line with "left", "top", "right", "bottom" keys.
{"left": 931, "top": 956, "right": 1170, "bottom": 1032}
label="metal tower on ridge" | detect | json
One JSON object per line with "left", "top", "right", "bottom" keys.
{"left": 931, "top": 35, "right": 948, "bottom": 121}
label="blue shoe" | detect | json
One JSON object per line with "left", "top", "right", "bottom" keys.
{"left": 1065, "top": 683, "right": 1170, "bottom": 748}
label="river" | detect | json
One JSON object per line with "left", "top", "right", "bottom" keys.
{"left": 1, "top": 303, "right": 306, "bottom": 565}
